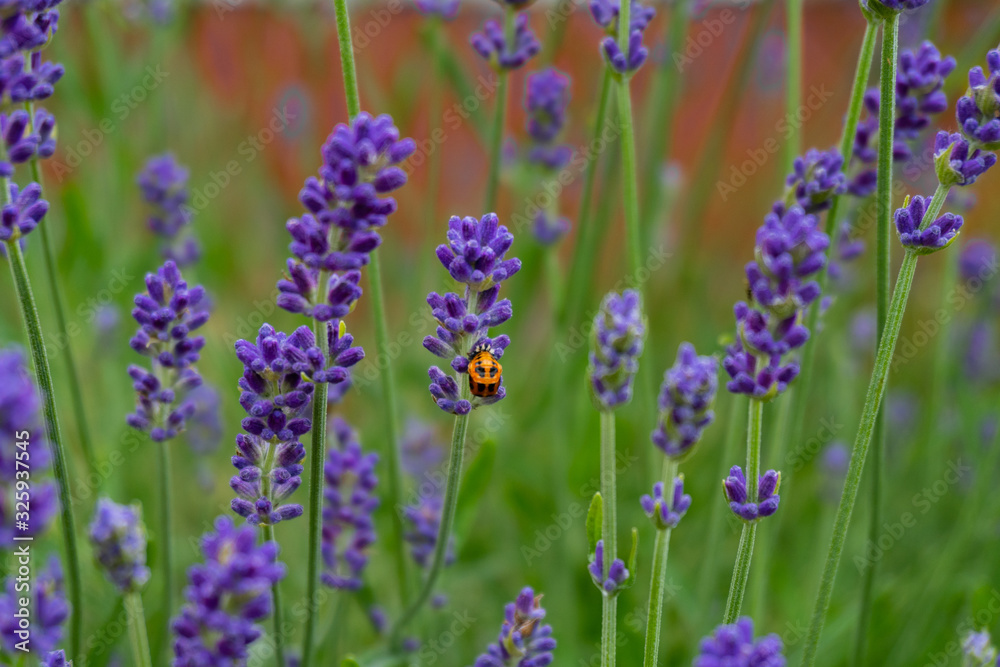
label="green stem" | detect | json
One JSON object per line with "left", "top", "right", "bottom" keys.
{"left": 24, "top": 100, "right": 98, "bottom": 479}
{"left": 263, "top": 524, "right": 286, "bottom": 667}
{"left": 801, "top": 183, "right": 951, "bottom": 667}
{"left": 784, "top": 0, "right": 804, "bottom": 174}
{"left": 642, "top": 457, "right": 678, "bottom": 667}
{"left": 616, "top": 76, "right": 642, "bottom": 285}
{"left": 853, "top": 15, "right": 898, "bottom": 662}
{"left": 722, "top": 398, "right": 763, "bottom": 623}
{"left": 156, "top": 440, "right": 173, "bottom": 658}
{"left": 600, "top": 411, "right": 618, "bottom": 667}
{"left": 332, "top": 0, "right": 360, "bottom": 118}
{"left": 391, "top": 384, "right": 471, "bottom": 644}
{"left": 559, "top": 68, "right": 614, "bottom": 329}
{"left": 301, "top": 318, "right": 329, "bottom": 667}
{"left": 124, "top": 592, "right": 152, "bottom": 667}
{"left": 4, "top": 187, "right": 82, "bottom": 663}
{"left": 484, "top": 9, "right": 514, "bottom": 213}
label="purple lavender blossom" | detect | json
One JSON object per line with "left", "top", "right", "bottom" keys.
{"left": 230, "top": 432, "right": 305, "bottom": 526}
{"left": 0, "top": 556, "right": 68, "bottom": 657}
{"left": 723, "top": 466, "right": 781, "bottom": 522}
{"left": 400, "top": 418, "right": 444, "bottom": 477}
{"left": 850, "top": 41, "right": 955, "bottom": 195}
{"left": 473, "top": 587, "right": 555, "bottom": 667}
{"left": 0, "top": 347, "right": 57, "bottom": 545}
{"left": 957, "top": 49, "right": 1000, "bottom": 151}
{"left": 42, "top": 650, "right": 67, "bottom": 667}
{"left": 137, "top": 153, "right": 199, "bottom": 266}
{"left": 694, "top": 617, "right": 785, "bottom": 666}
{"left": 934, "top": 131, "right": 997, "bottom": 187}
{"left": 523, "top": 68, "right": 572, "bottom": 172}
{"left": 0, "top": 108, "right": 56, "bottom": 175}
{"left": 321, "top": 418, "right": 379, "bottom": 590}
{"left": 88, "top": 498, "right": 151, "bottom": 592}
{"left": 283, "top": 112, "right": 414, "bottom": 321}
{"left": 470, "top": 14, "right": 540, "bottom": 71}
{"left": 827, "top": 223, "right": 865, "bottom": 285}
{"left": 0, "top": 181, "right": 48, "bottom": 241}
{"left": 601, "top": 29, "right": 650, "bottom": 75}
{"left": 425, "top": 214, "right": 519, "bottom": 414}
{"left": 589, "top": 0, "right": 656, "bottom": 36}
{"left": 894, "top": 194, "right": 964, "bottom": 254}
{"left": 784, "top": 149, "right": 847, "bottom": 213}
{"left": 403, "top": 492, "right": 455, "bottom": 568}
{"left": 588, "top": 539, "right": 629, "bottom": 594}
{"left": 821, "top": 442, "right": 850, "bottom": 478}
{"left": 962, "top": 630, "right": 998, "bottom": 666}
{"left": 640, "top": 477, "right": 691, "bottom": 530}
{"left": 414, "top": 0, "right": 459, "bottom": 19}
{"left": 960, "top": 239, "right": 998, "bottom": 283}
{"left": 184, "top": 384, "right": 223, "bottom": 455}
{"left": 126, "top": 260, "right": 208, "bottom": 442}
{"left": 532, "top": 212, "right": 570, "bottom": 245}
{"left": 651, "top": 342, "right": 717, "bottom": 459}
{"left": 589, "top": 289, "right": 645, "bottom": 411}
{"left": 171, "top": 516, "right": 286, "bottom": 664}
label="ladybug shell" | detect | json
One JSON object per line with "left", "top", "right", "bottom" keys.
{"left": 467, "top": 349, "right": 502, "bottom": 397}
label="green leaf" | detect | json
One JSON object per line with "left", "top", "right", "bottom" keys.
{"left": 623, "top": 527, "right": 640, "bottom": 589}
{"left": 454, "top": 439, "right": 497, "bottom": 551}
{"left": 586, "top": 492, "right": 603, "bottom": 557}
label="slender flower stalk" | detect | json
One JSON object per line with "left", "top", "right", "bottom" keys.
{"left": 599, "top": 411, "right": 617, "bottom": 667}
{"left": 722, "top": 399, "right": 763, "bottom": 623}
{"left": 785, "top": 0, "right": 803, "bottom": 174}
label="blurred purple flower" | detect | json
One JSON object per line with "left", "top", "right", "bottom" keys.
{"left": 532, "top": 211, "right": 570, "bottom": 246}
{"left": 641, "top": 477, "right": 691, "bottom": 530}
{"left": 400, "top": 418, "right": 444, "bottom": 478}
{"left": 651, "top": 342, "right": 717, "bottom": 459}
{"left": 589, "top": 290, "right": 645, "bottom": 411}
{"left": 959, "top": 239, "right": 998, "bottom": 283}
{"left": 934, "top": 132, "right": 997, "bottom": 187}
{"left": 783, "top": 148, "right": 847, "bottom": 214}
{"left": 694, "top": 617, "right": 785, "bottom": 666}
{"left": 321, "top": 418, "right": 379, "bottom": 590}
{"left": 171, "top": 516, "right": 285, "bottom": 664}
{"left": 470, "top": 14, "right": 540, "bottom": 71}
{"left": 957, "top": 49, "right": 1000, "bottom": 151}
{"left": 137, "top": 153, "right": 199, "bottom": 266}
{"left": 89, "top": 498, "right": 150, "bottom": 592}
{"left": 403, "top": 492, "right": 454, "bottom": 569}
{"left": 0, "top": 181, "right": 47, "bottom": 241}
{"left": 414, "top": 0, "right": 459, "bottom": 19}
{"left": 589, "top": 0, "right": 655, "bottom": 35}
{"left": 0, "top": 556, "right": 67, "bottom": 657}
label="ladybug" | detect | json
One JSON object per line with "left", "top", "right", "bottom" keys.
{"left": 467, "top": 343, "right": 502, "bottom": 397}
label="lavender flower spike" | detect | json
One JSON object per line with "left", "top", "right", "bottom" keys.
{"left": 0, "top": 181, "right": 48, "bottom": 242}
{"left": 524, "top": 68, "right": 573, "bottom": 171}
{"left": 403, "top": 492, "right": 455, "bottom": 569}
{"left": 640, "top": 477, "right": 691, "bottom": 530}
{"left": 0, "top": 556, "right": 68, "bottom": 657}
{"left": 695, "top": 617, "right": 785, "bottom": 666}
{"left": 588, "top": 539, "right": 630, "bottom": 594}
{"left": 589, "top": 0, "right": 656, "bottom": 36}
{"left": 473, "top": 587, "right": 555, "bottom": 667}
{"left": 651, "top": 342, "right": 718, "bottom": 460}
{"left": 723, "top": 466, "right": 781, "bottom": 523}
{"left": 894, "top": 194, "right": 964, "bottom": 254}
{"left": 89, "top": 498, "right": 151, "bottom": 592}
{"left": 171, "top": 516, "right": 286, "bottom": 664}
{"left": 602, "top": 30, "right": 650, "bottom": 75}
{"left": 470, "top": 14, "right": 540, "bottom": 71}
{"left": 321, "top": 418, "right": 379, "bottom": 590}
{"left": 414, "top": 0, "right": 459, "bottom": 19}
{"left": 957, "top": 49, "right": 1000, "bottom": 151}
{"left": 137, "top": 153, "right": 199, "bottom": 266}
{"left": 126, "top": 260, "right": 209, "bottom": 442}
{"left": 589, "top": 290, "right": 645, "bottom": 411}
{"left": 783, "top": 148, "right": 847, "bottom": 214}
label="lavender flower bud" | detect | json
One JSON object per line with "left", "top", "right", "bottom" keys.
{"left": 42, "top": 650, "right": 67, "bottom": 667}
{"left": 230, "top": 433, "right": 305, "bottom": 526}
{"left": 0, "top": 181, "right": 47, "bottom": 241}
{"left": 587, "top": 539, "right": 629, "bottom": 594}
{"left": 959, "top": 239, "right": 998, "bottom": 283}
{"left": 934, "top": 131, "right": 997, "bottom": 187}
{"left": 962, "top": 630, "right": 997, "bottom": 667}
{"left": 321, "top": 418, "right": 379, "bottom": 590}
{"left": 783, "top": 148, "right": 847, "bottom": 213}
{"left": 436, "top": 213, "right": 522, "bottom": 288}
{"left": 88, "top": 498, "right": 151, "bottom": 592}
{"left": 723, "top": 466, "right": 781, "bottom": 523}
{"left": 0, "top": 556, "right": 68, "bottom": 656}
{"left": 473, "top": 587, "right": 555, "bottom": 667}
{"left": 532, "top": 211, "right": 570, "bottom": 245}
{"left": 894, "top": 194, "right": 964, "bottom": 254}
{"left": 895, "top": 42, "right": 955, "bottom": 142}
{"left": 589, "top": 0, "right": 655, "bottom": 36}
{"left": 640, "top": 477, "right": 691, "bottom": 530}
{"left": 651, "top": 342, "right": 718, "bottom": 459}
{"left": 694, "top": 617, "right": 785, "bottom": 666}
{"left": 137, "top": 153, "right": 199, "bottom": 266}
{"left": 602, "top": 30, "right": 650, "bottom": 75}
{"left": 1, "top": 347, "right": 57, "bottom": 545}
{"left": 470, "top": 14, "right": 540, "bottom": 71}
{"left": 589, "top": 289, "right": 645, "bottom": 411}
{"left": 525, "top": 68, "right": 569, "bottom": 147}
{"left": 957, "top": 49, "right": 1000, "bottom": 151}
{"left": 171, "top": 516, "right": 286, "bottom": 664}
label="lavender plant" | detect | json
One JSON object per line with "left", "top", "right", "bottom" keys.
{"left": 694, "top": 617, "right": 785, "bottom": 666}
{"left": 801, "top": 46, "right": 999, "bottom": 667}
{"left": 0, "top": 556, "right": 68, "bottom": 658}
{"left": 137, "top": 153, "right": 199, "bottom": 266}
{"left": 394, "top": 212, "right": 519, "bottom": 640}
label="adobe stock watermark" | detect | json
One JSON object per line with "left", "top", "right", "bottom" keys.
{"left": 716, "top": 83, "right": 835, "bottom": 201}
{"left": 923, "top": 589, "right": 1000, "bottom": 667}
{"left": 853, "top": 459, "right": 969, "bottom": 573}
{"left": 51, "top": 65, "right": 170, "bottom": 182}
